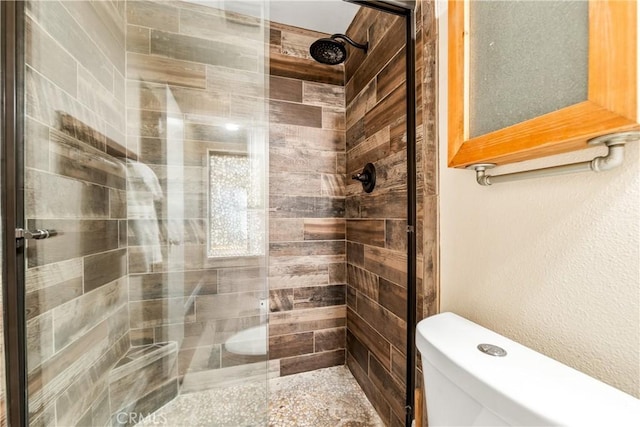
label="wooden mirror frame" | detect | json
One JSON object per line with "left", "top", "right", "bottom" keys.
{"left": 448, "top": 0, "right": 639, "bottom": 168}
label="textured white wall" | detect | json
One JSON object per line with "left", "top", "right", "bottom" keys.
{"left": 436, "top": 1, "right": 640, "bottom": 398}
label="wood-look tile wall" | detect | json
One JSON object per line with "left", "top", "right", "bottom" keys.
{"left": 418, "top": 1, "right": 439, "bottom": 320}
{"left": 125, "top": 0, "right": 269, "bottom": 395}
{"left": 344, "top": 8, "right": 415, "bottom": 427}
{"left": 416, "top": 1, "right": 439, "bottom": 425}
{"left": 24, "top": 1, "right": 130, "bottom": 425}
{"left": 268, "top": 22, "right": 348, "bottom": 376}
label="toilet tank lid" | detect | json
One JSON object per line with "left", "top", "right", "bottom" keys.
{"left": 416, "top": 312, "right": 640, "bottom": 426}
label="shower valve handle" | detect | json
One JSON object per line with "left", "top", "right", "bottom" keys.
{"left": 352, "top": 172, "right": 369, "bottom": 183}
{"left": 352, "top": 163, "right": 376, "bottom": 193}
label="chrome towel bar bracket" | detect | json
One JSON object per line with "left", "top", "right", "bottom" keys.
{"left": 467, "top": 131, "right": 640, "bottom": 186}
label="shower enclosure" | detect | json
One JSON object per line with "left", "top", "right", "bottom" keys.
{"left": 2, "top": 0, "right": 434, "bottom": 426}
{"left": 3, "top": 1, "right": 270, "bottom": 425}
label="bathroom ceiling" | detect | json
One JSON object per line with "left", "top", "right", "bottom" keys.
{"left": 269, "top": 0, "right": 361, "bottom": 35}
{"left": 185, "top": 1, "right": 360, "bottom": 35}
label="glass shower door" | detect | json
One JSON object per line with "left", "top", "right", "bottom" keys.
{"left": 21, "top": 0, "right": 269, "bottom": 425}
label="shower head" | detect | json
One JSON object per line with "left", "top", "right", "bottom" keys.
{"left": 309, "top": 34, "right": 368, "bottom": 66}
{"left": 310, "top": 38, "right": 347, "bottom": 65}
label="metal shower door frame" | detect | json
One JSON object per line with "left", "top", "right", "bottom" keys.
{"left": 1, "top": 0, "right": 29, "bottom": 426}
{"left": 344, "top": 1, "right": 418, "bottom": 426}
{"left": 0, "top": 1, "right": 417, "bottom": 426}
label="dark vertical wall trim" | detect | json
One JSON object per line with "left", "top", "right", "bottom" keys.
{"left": 347, "top": 2, "right": 417, "bottom": 425}
{"left": 1, "top": 1, "right": 27, "bottom": 426}
{"left": 404, "top": 7, "right": 417, "bottom": 426}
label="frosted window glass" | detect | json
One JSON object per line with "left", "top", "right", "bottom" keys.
{"left": 469, "top": 1, "right": 588, "bottom": 137}
{"left": 208, "top": 152, "right": 264, "bottom": 258}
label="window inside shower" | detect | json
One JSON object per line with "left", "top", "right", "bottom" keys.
{"left": 208, "top": 149, "right": 265, "bottom": 258}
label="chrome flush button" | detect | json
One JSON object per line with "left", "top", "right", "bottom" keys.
{"left": 477, "top": 343, "right": 507, "bottom": 357}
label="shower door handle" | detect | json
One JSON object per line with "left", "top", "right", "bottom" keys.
{"left": 15, "top": 228, "right": 57, "bottom": 240}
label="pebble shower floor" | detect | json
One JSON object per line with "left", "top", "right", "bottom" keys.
{"left": 138, "top": 366, "right": 384, "bottom": 426}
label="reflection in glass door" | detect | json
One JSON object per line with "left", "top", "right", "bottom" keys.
{"left": 20, "top": 1, "right": 269, "bottom": 425}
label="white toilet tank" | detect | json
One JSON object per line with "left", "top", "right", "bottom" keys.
{"left": 416, "top": 312, "right": 640, "bottom": 426}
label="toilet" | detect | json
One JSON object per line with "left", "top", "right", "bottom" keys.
{"left": 225, "top": 324, "right": 268, "bottom": 356}
{"left": 416, "top": 312, "right": 640, "bottom": 426}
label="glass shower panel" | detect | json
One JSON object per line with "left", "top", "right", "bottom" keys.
{"left": 22, "top": 1, "right": 269, "bottom": 426}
